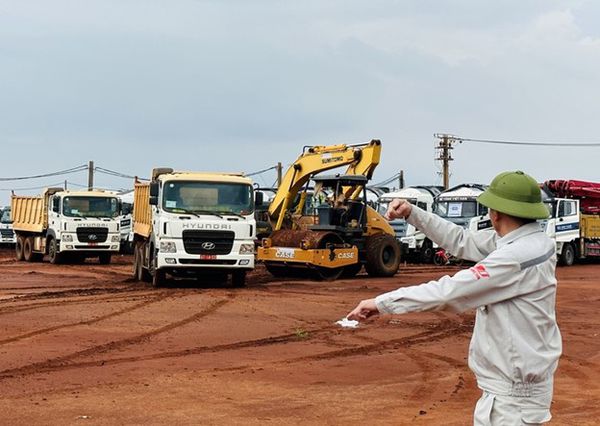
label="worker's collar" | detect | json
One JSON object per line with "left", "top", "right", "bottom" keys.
{"left": 496, "top": 222, "right": 543, "bottom": 248}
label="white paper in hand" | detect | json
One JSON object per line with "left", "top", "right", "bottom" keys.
{"left": 336, "top": 317, "right": 359, "bottom": 328}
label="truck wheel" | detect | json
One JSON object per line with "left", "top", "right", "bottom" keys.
{"left": 48, "top": 238, "right": 62, "bottom": 264}
{"left": 559, "top": 243, "right": 575, "bottom": 266}
{"left": 133, "top": 245, "right": 141, "bottom": 280}
{"left": 23, "top": 237, "right": 35, "bottom": 262}
{"left": 365, "top": 234, "right": 401, "bottom": 277}
{"left": 341, "top": 263, "right": 362, "bottom": 278}
{"left": 231, "top": 270, "right": 247, "bottom": 287}
{"left": 420, "top": 239, "right": 434, "bottom": 264}
{"left": 152, "top": 269, "right": 166, "bottom": 287}
{"left": 99, "top": 253, "right": 112, "bottom": 265}
{"left": 15, "top": 236, "right": 25, "bottom": 261}
{"left": 265, "top": 263, "right": 290, "bottom": 277}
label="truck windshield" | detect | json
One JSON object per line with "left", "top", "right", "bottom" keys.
{"left": 435, "top": 200, "right": 478, "bottom": 218}
{"left": 544, "top": 201, "right": 557, "bottom": 218}
{"left": 377, "top": 198, "right": 417, "bottom": 216}
{"left": 162, "top": 181, "right": 254, "bottom": 215}
{"left": 63, "top": 197, "right": 120, "bottom": 218}
{"left": 1, "top": 209, "right": 10, "bottom": 224}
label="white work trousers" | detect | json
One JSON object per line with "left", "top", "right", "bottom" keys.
{"left": 474, "top": 391, "right": 552, "bottom": 425}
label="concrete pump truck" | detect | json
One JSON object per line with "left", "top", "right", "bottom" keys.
{"left": 257, "top": 139, "right": 401, "bottom": 280}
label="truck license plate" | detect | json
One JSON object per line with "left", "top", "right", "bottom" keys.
{"left": 200, "top": 255, "right": 216, "bottom": 260}
{"left": 88, "top": 242, "right": 98, "bottom": 246}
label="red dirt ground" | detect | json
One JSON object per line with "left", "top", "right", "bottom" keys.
{"left": 0, "top": 247, "right": 598, "bottom": 425}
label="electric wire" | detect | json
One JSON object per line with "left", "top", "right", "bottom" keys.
{"left": 458, "top": 137, "right": 600, "bottom": 147}
{"left": 0, "top": 164, "right": 87, "bottom": 181}
{"left": 246, "top": 165, "right": 277, "bottom": 177}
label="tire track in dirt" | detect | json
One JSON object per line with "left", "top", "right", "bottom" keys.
{"left": 0, "top": 295, "right": 234, "bottom": 380}
{"left": 0, "top": 291, "right": 177, "bottom": 345}
{"left": 0, "top": 317, "right": 471, "bottom": 380}
{"left": 0, "top": 288, "right": 155, "bottom": 316}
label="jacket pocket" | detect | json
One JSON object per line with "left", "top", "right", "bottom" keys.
{"left": 521, "top": 407, "right": 551, "bottom": 424}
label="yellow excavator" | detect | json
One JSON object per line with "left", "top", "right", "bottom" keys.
{"left": 257, "top": 139, "right": 401, "bottom": 280}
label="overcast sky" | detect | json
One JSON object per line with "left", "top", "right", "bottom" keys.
{"left": 2, "top": 0, "right": 600, "bottom": 205}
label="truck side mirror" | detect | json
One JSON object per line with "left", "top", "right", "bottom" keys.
{"left": 149, "top": 196, "right": 158, "bottom": 206}
{"left": 150, "top": 182, "right": 159, "bottom": 197}
{"left": 255, "top": 191, "right": 264, "bottom": 206}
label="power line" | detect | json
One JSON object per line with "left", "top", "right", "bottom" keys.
{"left": 0, "top": 181, "right": 66, "bottom": 192}
{"left": 459, "top": 137, "right": 600, "bottom": 147}
{"left": 0, "top": 164, "right": 87, "bottom": 182}
{"left": 372, "top": 173, "right": 401, "bottom": 187}
{"left": 94, "top": 166, "right": 149, "bottom": 181}
{"left": 246, "top": 165, "right": 277, "bottom": 177}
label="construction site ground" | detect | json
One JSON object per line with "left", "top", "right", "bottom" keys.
{"left": 0, "top": 247, "right": 598, "bottom": 425}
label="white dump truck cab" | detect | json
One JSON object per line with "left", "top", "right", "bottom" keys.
{"left": 0, "top": 206, "right": 16, "bottom": 244}
{"left": 540, "top": 191, "right": 581, "bottom": 265}
{"left": 433, "top": 184, "right": 492, "bottom": 233}
{"left": 133, "top": 169, "right": 258, "bottom": 287}
{"left": 377, "top": 186, "right": 441, "bottom": 263}
{"left": 12, "top": 188, "right": 121, "bottom": 264}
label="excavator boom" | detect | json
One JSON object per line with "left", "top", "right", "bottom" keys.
{"left": 269, "top": 139, "right": 381, "bottom": 230}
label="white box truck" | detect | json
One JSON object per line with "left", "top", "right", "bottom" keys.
{"left": 132, "top": 168, "right": 259, "bottom": 287}
{"left": 433, "top": 184, "right": 492, "bottom": 232}
{"left": 11, "top": 188, "right": 121, "bottom": 264}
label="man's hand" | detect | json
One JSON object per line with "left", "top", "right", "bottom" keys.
{"left": 347, "top": 298, "right": 380, "bottom": 321}
{"left": 385, "top": 199, "right": 412, "bottom": 221}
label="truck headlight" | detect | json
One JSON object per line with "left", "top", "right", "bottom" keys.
{"left": 239, "top": 243, "right": 255, "bottom": 254}
{"left": 159, "top": 241, "right": 177, "bottom": 253}
{"left": 111, "top": 235, "right": 121, "bottom": 242}
{"left": 62, "top": 234, "right": 73, "bottom": 242}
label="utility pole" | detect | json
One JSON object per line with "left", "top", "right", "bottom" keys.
{"left": 434, "top": 134, "right": 458, "bottom": 190}
{"left": 399, "top": 170, "right": 405, "bottom": 189}
{"left": 64, "top": 180, "right": 68, "bottom": 190}
{"left": 88, "top": 160, "right": 94, "bottom": 191}
{"left": 276, "top": 162, "right": 283, "bottom": 188}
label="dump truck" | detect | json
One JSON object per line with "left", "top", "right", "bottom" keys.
{"left": 433, "top": 184, "right": 492, "bottom": 231}
{"left": 377, "top": 186, "right": 443, "bottom": 263}
{"left": 541, "top": 180, "right": 600, "bottom": 266}
{"left": 0, "top": 206, "right": 16, "bottom": 245}
{"left": 11, "top": 188, "right": 121, "bottom": 263}
{"left": 257, "top": 140, "right": 401, "bottom": 280}
{"left": 132, "top": 168, "right": 259, "bottom": 287}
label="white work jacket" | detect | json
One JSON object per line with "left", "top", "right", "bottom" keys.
{"left": 375, "top": 206, "right": 562, "bottom": 397}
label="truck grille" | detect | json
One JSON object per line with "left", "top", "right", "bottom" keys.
{"left": 182, "top": 230, "right": 235, "bottom": 255}
{"left": 0, "top": 229, "right": 14, "bottom": 238}
{"left": 76, "top": 227, "right": 109, "bottom": 243}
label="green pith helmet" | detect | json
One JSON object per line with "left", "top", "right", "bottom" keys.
{"left": 478, "top": 171, "right": 549, "bottom": 220}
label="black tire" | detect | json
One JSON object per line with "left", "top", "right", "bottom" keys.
{"left": 99, "top": 253, "right": 112, "bottom": 265}
{"left": 420, "top": 239, "right": 434, "bottom": 264}
{"left": 231, "top": 270, "right": 247, "bottom": 287}
{"left": 133, "top": 244, "right": 141, "bottom": 280}
{"left": 559, "top": 243, "right": 575, "bottom": 266}
{"left": 48, "top": 237, "right": 62, "bottom": 265}
{"left": 23, "top": 237, "right": 35, "bottom": 262}
{"left": 135, "top": 242, "right": 151, "bottom": 282}
{"left": 15, "top": 236, "right": 25, "bottom": 261}
{"left": 365, "top": 234, "right": 401, "bottom": 277}
{"left": 152, "top": 268, "right": 166, "bottom": 287}
{"left": 265, "top": 263, "right": 290, "bottom": 277}
{"left": 341, "top": 262, "right": 362, "bottom": 278}
{"left": 433, "top": 252, "right": 445, "bottom": 266}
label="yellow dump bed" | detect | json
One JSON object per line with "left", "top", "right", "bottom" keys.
{"left": 133, "top": 181, "right": 152, "bottom": 238}
{"left": 11, "top": 190, "right": 53, "bottom": 233}
{"left": 581, "top": 214, "right": 600, "bottom": 239}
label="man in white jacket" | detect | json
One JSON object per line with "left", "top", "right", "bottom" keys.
{"left": 348, "top": 171, "right": 562, "bottom": 425}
